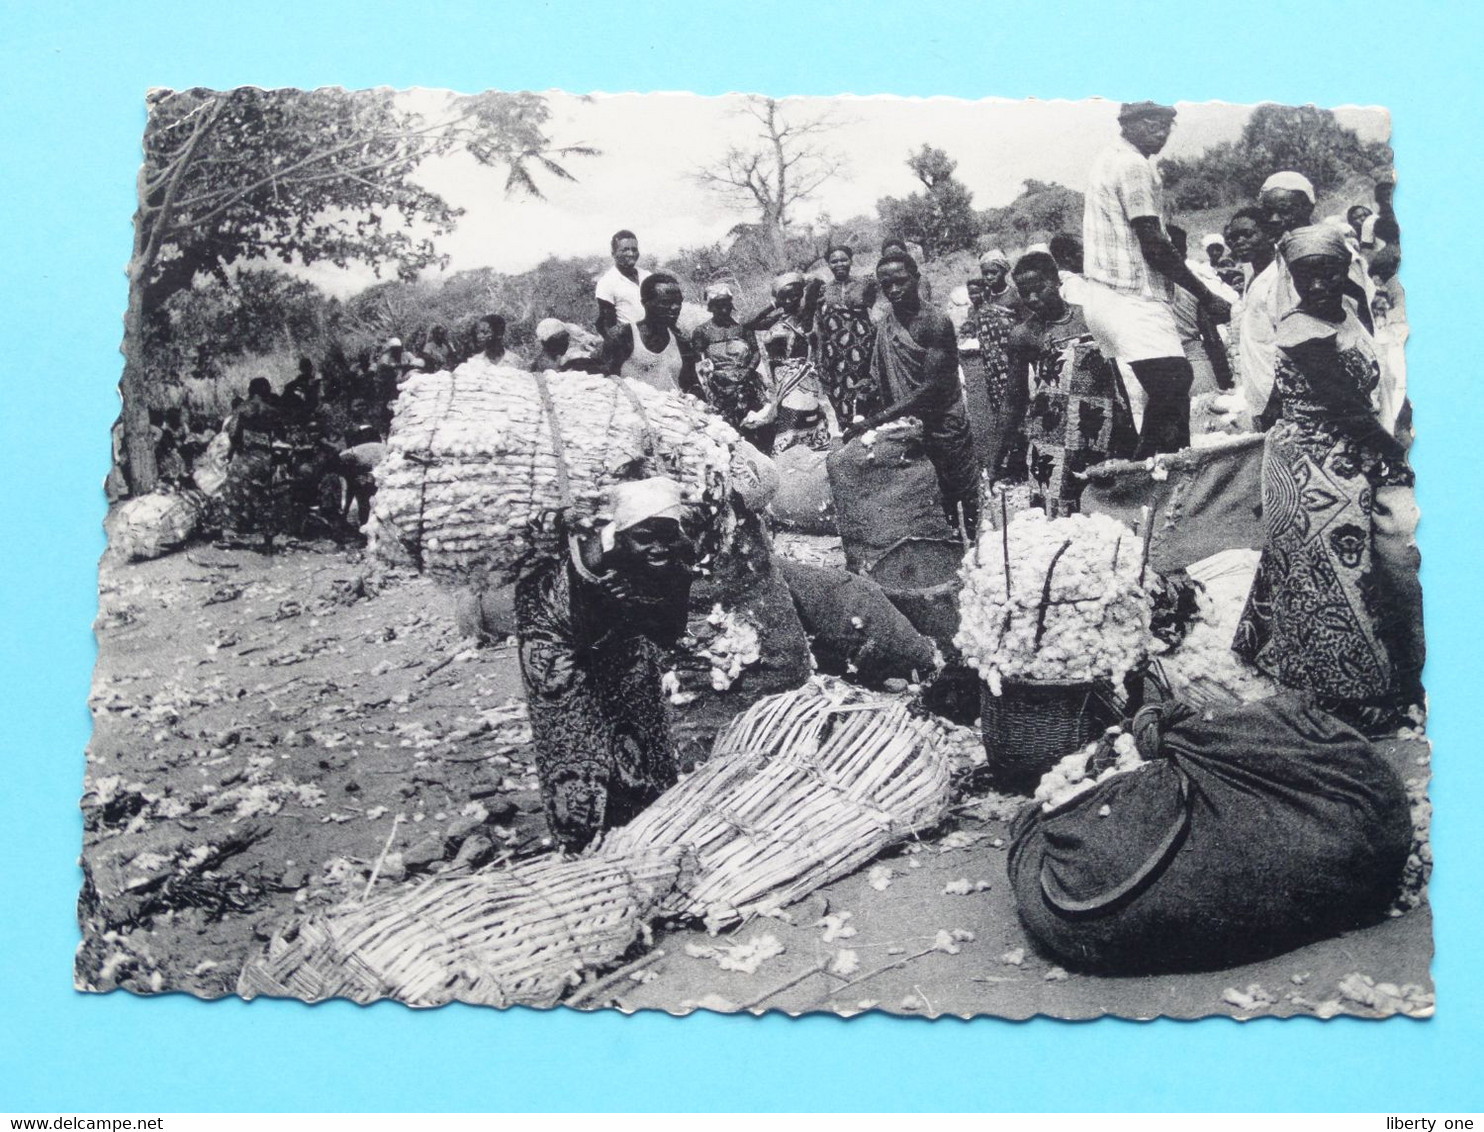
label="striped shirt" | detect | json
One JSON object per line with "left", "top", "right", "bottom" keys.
{"left": 1083, "top": 137, "right": 1174, "bottom": 303}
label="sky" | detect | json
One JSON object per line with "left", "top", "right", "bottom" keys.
{"left": 293, "top": 92, "right": 1390, "bottom": 298}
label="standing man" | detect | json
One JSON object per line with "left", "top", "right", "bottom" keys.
{"left": 604, "top": 273, "right": 700, "bottom": 397}
{"left": 1081, "top": 101, "right": 1231, "bottom": 456}
{"left": 595, "top": 229, "right": 651, "bottom": 337}
{"left": 845, "top": 251, "right": 979, "bottom": 538}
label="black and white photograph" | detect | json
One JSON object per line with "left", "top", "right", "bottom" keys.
{"left": 80, "top": 87, "right": 1430, "bottom": 1021}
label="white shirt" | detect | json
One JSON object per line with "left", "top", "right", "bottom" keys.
{"left": 1230, "top": 262, "right": 1280, "bottom": 415}
{"left": 595, "top": 265, "right": 651, "bottom": 326}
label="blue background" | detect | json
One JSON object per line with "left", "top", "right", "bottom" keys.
{"left": 3, "top": 0, "right": 1481, "bottom": 1113}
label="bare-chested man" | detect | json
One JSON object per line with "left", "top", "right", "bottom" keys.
{"left": 845, "top": 251, "right": 979, "bottom": 538}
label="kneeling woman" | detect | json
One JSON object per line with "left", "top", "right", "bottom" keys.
{"left": 1234, "top": 225, "right": 1423, "bottom": 729}
{"left": 515, "top": 478, "right": 698, "bottom": 852}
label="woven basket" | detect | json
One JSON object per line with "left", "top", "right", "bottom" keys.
{"left": 980, "top": 678, "right": 1118, "bottom": 796}
{"left": 600, "top": 677, "right": 953, "bottom": 928}
{"left": 236, "top": 851, "right": 683, "bottom": 1008}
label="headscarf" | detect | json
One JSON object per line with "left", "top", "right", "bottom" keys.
{"left": 1277, "top": 224, "right": 1351, "bottom": 264}
{"left": 979, "top": 249, "right": 1010, "bottom": 270}
{"left": 1026, "top": 242, "right": 1051, "bottom": 256}
{"left": 1200, "top": 233, "right": 1226, "bottom": 251}
{"left": 385, "top": 337, "right": 402, "bottom": 350}
{"left": 535, "top": 318, "right": 567, "bottom": 343}
{"left": 771, "top": 271, "right": 805, "bottom": 296}
{"left": 704, "top": 282, "right": 734, "bottom": 303}
{"left": 600, "top": 477, "right": 688, "bottom": 552}
{"left": 1260, "top": 171, "right": 1316, "bottom": 203}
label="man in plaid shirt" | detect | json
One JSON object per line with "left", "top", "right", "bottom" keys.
{"left": 1080, "top": 101, "right": 1232, "bottom": 455}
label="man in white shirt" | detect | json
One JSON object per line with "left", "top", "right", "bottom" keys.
{"left": 594, "top": 229, "right": 651, "bottom": 336}
{"left": 1080, "top": 101, "right": 1231, "bottom": 456}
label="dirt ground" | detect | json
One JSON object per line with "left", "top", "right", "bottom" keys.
{"left": 80, "top": 540, "right": 1434, "bottom": 1021}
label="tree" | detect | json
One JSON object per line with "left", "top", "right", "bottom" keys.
{"left": 876, "top": 145, "right": 980, "bottom": 260}
{"left": 120, "top": 86, "right": 595, "bottom": 492}
{"left": 693, "top": 97, "right": 845, "bottom": 266}
{"left": 151, "top": 270, "right": 335, "bottom": 391}
{"left": 978, "top": 179, "right": 1085, "bottom": 249}
{"left": 1160, "top": 104, "right": 1393, "bottom": 208}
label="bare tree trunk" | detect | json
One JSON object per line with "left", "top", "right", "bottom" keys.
{"left": 119, "top": 224, "right": 157, "bottom": 496}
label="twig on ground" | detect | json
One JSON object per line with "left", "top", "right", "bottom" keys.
{"left": 566, "top": 949, "right": 668, "bottom": 1009}
{"left": 734, "top": 959, "right": 832, "bottom": 1012}
{"left": 361, "top": 814, "right": 405, "bottom": 900}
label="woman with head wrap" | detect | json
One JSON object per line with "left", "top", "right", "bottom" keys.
{"left": 815, "top": 245, "right": 881, "bottom": 427}
{"left": 1233, "top": 225, "right": 1422, "bottom": 732}
{"left": 757, "top": 270, "right": 829, "bottom": 452}
{"left": 978, "top": 249, "right": 1026, "bottom": 316}
{"left": 514, "top": 477, "right": 700, "bottom": 852}
{"left": 690, "top": 282, "right": 771, "bottom": 450}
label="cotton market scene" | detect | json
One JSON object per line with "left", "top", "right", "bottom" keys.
{"left": 81, "top": 89, "right": 1430, "bottom": 1020}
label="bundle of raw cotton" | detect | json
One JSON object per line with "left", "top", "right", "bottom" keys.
{"left": 1154, "top": 548, "right": 1279, "bottom": 707}
{"left": 600, "top": 677, "right": 953, "bottom": 929}
{"left": 105, "top": 490, "right": 208, "bottom": 562}
{"left": 955, "top": 509, "right": 1152, "bottom": 694}
{"left": 368, "top": 361, "right": 744, "bottom": 580}
{"left": 236, "top": 850, "right": 684, "bottom": 1008}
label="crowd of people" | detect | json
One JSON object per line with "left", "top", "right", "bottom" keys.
{"left": 141, "top": 100, "right": 1416, "bottom": 848}
{"left": 498, "top": 100, "right": 1416, "bottom": 848}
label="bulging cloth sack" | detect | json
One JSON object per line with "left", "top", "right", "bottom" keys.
{"left": 1008, "top": 694, "right": 1412, "bottom": 975}
{"left": 1080, "top": 433, "right": 1264, "bottom": 576}
{"left": 767, "top": 444, "right": 836, "bottom": 535}
{"left": 826, "top": 421, "right": 956, "bottom": 574}
{"left": 775, "top": 559, "right": 940, "bottom": 688}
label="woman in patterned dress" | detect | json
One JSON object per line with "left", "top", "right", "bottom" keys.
{"left": 958, "top": 275, "right": 1020, "bottom": 475}
{"left": 514, "top": 478, "right": 697, "bottom": 852}
{"left": 756, "top": 272, "right": 829, "bottom": 452}
{"left": 221, "top": 377, "right": 290, "bottom": 553}
{"left": 691, "top": 282, "right": 771, "bottom": 451}
{"left": 816, "top": 245, "right": 880, "bottom": 427}
{"left": 1233, "top": 227, "right": 1422, "bottom": 727}
{"left": 1000, "top": 253, "right": 1138, "bottom": 516}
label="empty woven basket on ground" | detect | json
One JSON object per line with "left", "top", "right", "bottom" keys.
{"left": 368, "top": 360, "right": 743, "bottom": 581}
{"left": 599, "top": 677, "right": 953, "bottom": 928}
{"left": 236, "top": 850, "right": 683, "bottom": 1008}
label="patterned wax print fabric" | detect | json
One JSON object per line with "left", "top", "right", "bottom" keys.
{"left": 817, "top": 277, "right": 880, "bottom": 424}
{"left": 514, "top": 553, "right": 679, "bottom": 852}
{"left": 692, "top": 320, "right": 765, "bottom": 430}
{"left": 959, "top": 301, "right": 1017, "bottom": 473}
{"left": 1007, "top": 309, "right": 1138, "bottom": 517}
{"left": 1233, "top": 310, "right": 1415, "bottom": 703}
{"left": 765, "top": 315, "right": 829, "bottom": 453}
{"left": 1083, "top": 136, "right": 1175, "bottom": 303}
{"left": 222, "top": 400, "right": 291, "bottom": 538}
